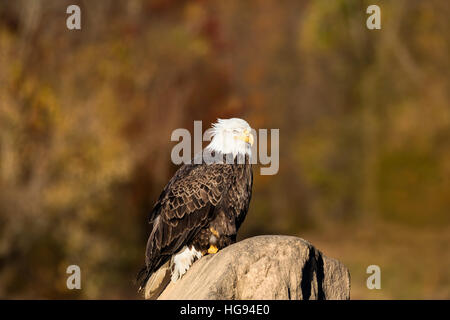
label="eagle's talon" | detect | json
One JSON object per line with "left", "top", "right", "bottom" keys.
{"left": 207, "top": 245, "right": 218, "bottom": 254}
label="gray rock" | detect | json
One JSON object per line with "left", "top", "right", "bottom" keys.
{"left": 145, "top": 235, "right": 350, "bottom": 300}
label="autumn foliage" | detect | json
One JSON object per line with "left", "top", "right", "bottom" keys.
{"left": 0, "top": 0, "right": 449, "bottom": 298}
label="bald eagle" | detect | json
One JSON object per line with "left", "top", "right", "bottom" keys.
{"left": 137, "top": 118, "right": 254, "bottom": 298}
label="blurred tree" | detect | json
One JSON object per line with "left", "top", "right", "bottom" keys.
{"left": 0, "top": 0, "right": 448, "bottom": 298}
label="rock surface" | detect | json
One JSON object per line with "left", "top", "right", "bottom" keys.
{"left": 147, "top": 235, "right": 350, "bottom": 300}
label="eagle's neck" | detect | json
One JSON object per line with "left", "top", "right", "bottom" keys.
{"left": 205, "top": 135, "right": 251, "bottom": 160}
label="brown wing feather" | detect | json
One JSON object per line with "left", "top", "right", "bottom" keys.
{"left": 144, "top": 163, "right": 233, "bottom": 273}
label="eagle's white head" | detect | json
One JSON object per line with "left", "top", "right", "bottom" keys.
{"left": 206, "top": 118, "right": 254, "bottom": 158}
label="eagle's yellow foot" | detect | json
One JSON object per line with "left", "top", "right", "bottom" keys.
{"left": 207, "top": 245, "right": 218, "bottom": 254}
{"left": 209, "top": 227, "right": 219, "bottom": 238}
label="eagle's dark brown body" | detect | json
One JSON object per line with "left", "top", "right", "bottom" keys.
{"left": 137, "top": 153, "right": 252, "bottom": 289}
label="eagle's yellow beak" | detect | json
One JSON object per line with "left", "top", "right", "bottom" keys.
{"left": 236, "top": 130, "right": 254, "bottom": 146}
{"left": 246, "top": 132, "right": 254, "bottom": 146}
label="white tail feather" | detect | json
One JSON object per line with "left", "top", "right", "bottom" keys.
{"left": 170, "top": 246, "right": 203, "bottom": 282}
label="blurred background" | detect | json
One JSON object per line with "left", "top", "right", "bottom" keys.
{"left": 0, "top": 0, "right": 449, "bottom": 299}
